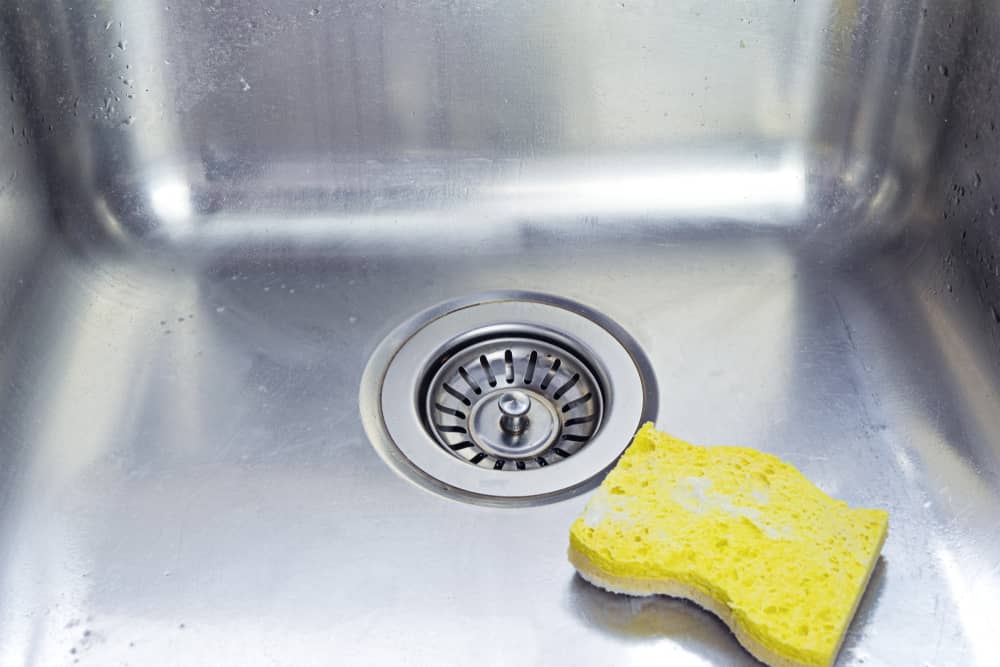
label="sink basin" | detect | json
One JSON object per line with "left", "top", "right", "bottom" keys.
{"left": 2, "top": 1, "right": 999, "bottom": 664}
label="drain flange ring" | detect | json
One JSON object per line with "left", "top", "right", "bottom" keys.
{"left": 360, "top": 292, "right": 657, "bottom": 505}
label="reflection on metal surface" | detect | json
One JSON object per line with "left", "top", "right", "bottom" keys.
{"left": 0, "top": 0, "right": 999, "bottom": 664}
{"left": 149, "top": 175, "right": 193, "bottom": 226}
{"left": 935, "top": 545, "right": 1000, "bottom": 667}
{"left": 490, "top": 156, "right": 807, "bottom": 221}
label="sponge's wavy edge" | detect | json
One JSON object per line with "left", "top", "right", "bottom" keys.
{"left": 569, "top": 527, "right": 886, "bottom": 667}
{"left": 567, "top": 423, "right": 890, "bottom": 667}
{"left": 569, "top": 544, "right": 799, "bottom": 667}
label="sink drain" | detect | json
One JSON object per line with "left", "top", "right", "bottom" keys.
{"left": 360, "top": 292, "right": 657, "bottom": 505}
{"left": 423, "top": 333, "right": 604, "bottom": 470}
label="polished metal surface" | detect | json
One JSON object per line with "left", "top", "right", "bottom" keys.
{"left": 497, "top": 391, "right": 531, "bottom": 435}
{"left": 471, "top": 390, "right": 558, "bottom": 460}
{"left": 2, "top": 0, "right": 1000, "bottom": 665}
{"left": 423, "top": 330, "right": 604, "bottom": 469}
{"left": 367, "top": 295, "right": 650, "bottom": 502}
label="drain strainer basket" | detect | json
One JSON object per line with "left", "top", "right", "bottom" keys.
{"left": 423, "top": 332, "right": 604, "bottom": 470}
{"left": 360, "top": 292, "right": 657, "bottom": 505}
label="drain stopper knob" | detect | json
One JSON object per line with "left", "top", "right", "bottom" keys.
{"left": 498, "top": 391, "right": 531, "bottom": 434}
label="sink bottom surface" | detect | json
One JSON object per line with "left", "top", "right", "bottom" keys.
{"left": 0, "top": 234, "right": 997, "bottom": 666}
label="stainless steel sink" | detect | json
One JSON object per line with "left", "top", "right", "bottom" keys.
{"left": 2, "top": 1, "right": 999, "bottom": 664}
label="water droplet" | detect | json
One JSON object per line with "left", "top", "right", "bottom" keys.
{"left": 349, "top": 316, "right": 358, "bottom": 324}
{"left": 104, "top": 20, "right": 113, "bottom": 30}
{"left": 239, "top": 76, "right": 251, "bottom": 92}
{"left": 216, "top": 306, "right": 226, "bottom": 313}
{"left": 928, "top": 92, "right": 935, "bottom": 104}
{"left": 117, "top": 40, "right": 127, "bottom": 50}
{"left": 939, "top": 64, "right": 949, "bottom": 77}
{"left": 309, "top": 7, "right": 320, "bottom": 17}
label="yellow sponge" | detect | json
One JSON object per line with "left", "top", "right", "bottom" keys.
{"left": 568, "top": 423, "right": 887, "bottom": 667}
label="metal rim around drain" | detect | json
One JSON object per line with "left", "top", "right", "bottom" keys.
{"left": 359, "top": 291, "right": 658, "bottom": 505}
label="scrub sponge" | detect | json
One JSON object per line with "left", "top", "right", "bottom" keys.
{"left": 568, "top": 423, "right": 887, "bottom": 667}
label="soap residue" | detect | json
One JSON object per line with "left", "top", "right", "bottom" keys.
{"left": 671, "top": 476, "right": 793, "bottom": 540}
{"left": 582, "top": 487, "right": 637, "bottom": 528}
